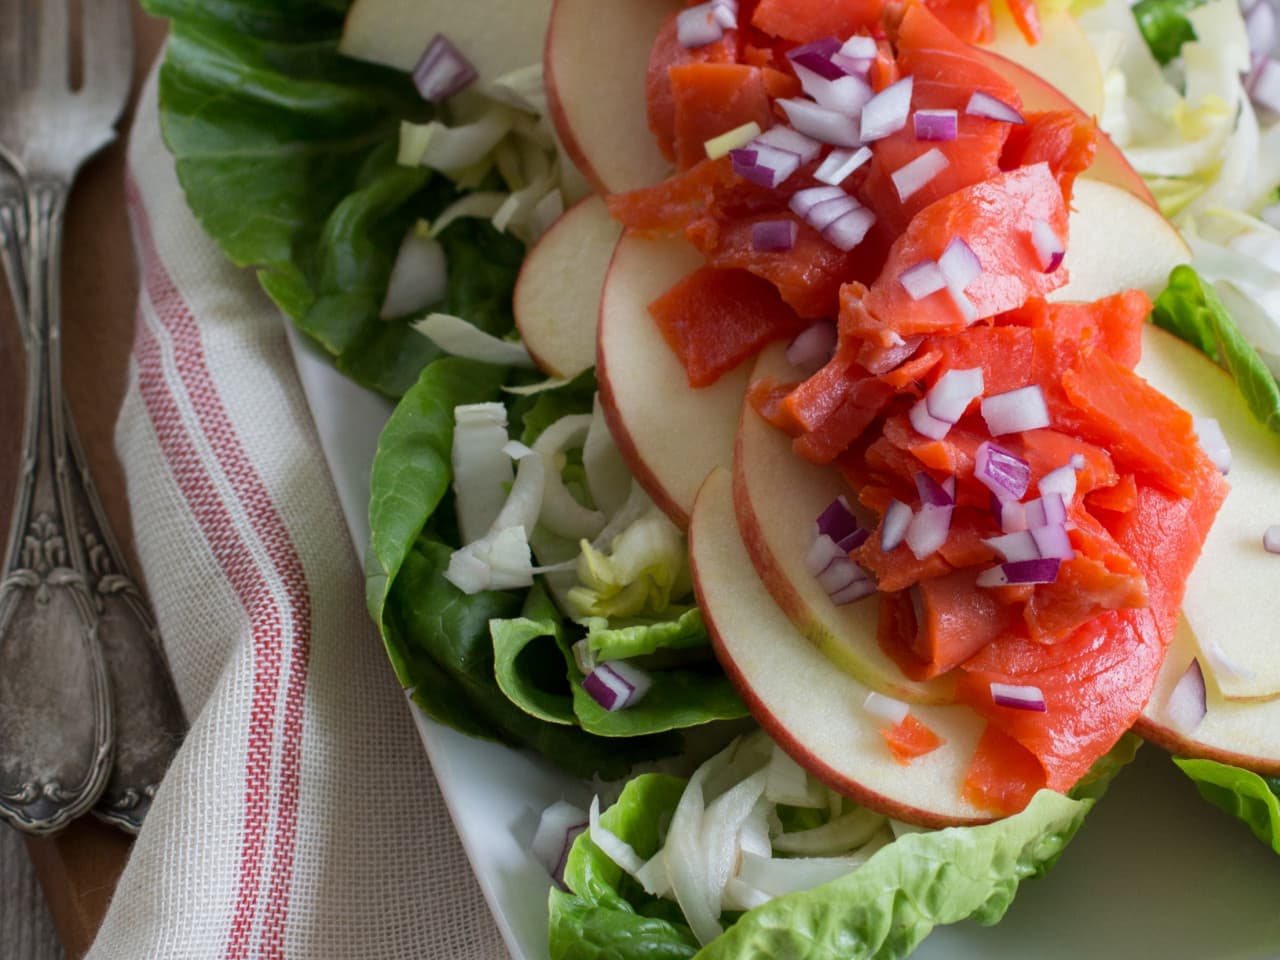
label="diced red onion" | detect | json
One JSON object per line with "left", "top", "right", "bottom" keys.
{"left": 975, "top": 441, "right": 1030, "bottom": 501}
{"left": 1265, "top": 525, "right": 1280, "bottom": 554}
{"left": 823, "top": 206, "right": 876, "bottom": 251}
{"left": 787, "top": 36, "right": 845, "bottom": 79}
{"left": 582, "top": 661, "right": 652, "bottom": 711}
{"left": 965, "top": 91, "right": 1025, "bottom": 125}
{"left": 981, "top": 384, "right": 1050, "bottom": 435}
{"left": 994, "top": 496, "right": 1028, "bottom": 533}
{"left": 938, "top": 237, "right": 982, "bottom": 291}
{"left": 816, "top": 496, "right": 860, "bottom": 544}
{"left": 1194, "top": 417, "right": 1231, "bottom": 474}
{"left": 1069, "top": 453, "right": 1086, "bottom": 470}
{"left": 730, "top": 143, "right": 800, "bottom": 187}
{"left": 806, "top": 533, "right": 848, "bottom": 576}
{"left": 925, "top": 367, "right": 984, "bottom": 424}
{"left": 1030, "top": 523, "right": 1074, "bottom": 560}
{"left": 913, "top": 109, "right": 959, "bottom": 142}
{"left": 863, "top": 691, "right": 910, "bottom": 726}
{"left": 677, "top": 4, "right": 725, "bottom": 47}
{"left": 1252, "top": 57, "right": 1280, "bottom": 113}
{"left": 942, "top": 475, "right": 956, "bottom": 500}
{"left": 900, "top": 260, "right": 947, "bottom": 300}
{"left": 817, "top": 556, "right": 863, "bottom": 594}
{"left": 891, "top": 148, "right": 949, "bottom": 201}
{"left": 787, "top": 320, "right": 838, "bottom": 374}
{"left": 752, "top": 219, "right": 798, "bottom": 252}
{"left": 795, "top": 65, "right": 874, "bottom": 115}
{"left": 1031, "top": 218, "right": 1066, "bottom": 273}
{"left": 755, "top": 125, "right": 822, "bottom": 163}
{"left": 905, "top": 503, "right": 953, "bottom": 559}
{"left": 709, "top": 0, "right": 738, "bottom": 29}
{"left": 914, "top": 471, "right": 954, "bottom": 508}
{"left": 1038, "top": 464, "right": 1078, "bottom": 501}
{"left": 789, "top": 185, "right": 846, "bottom": 218}
{"left": 814, "top": 145, "right": 872, "bottom": 186}
{"left": 1166, "top": 658, "right": 1207, "bottom": 734}
{"left": 881, "top": 499, "right": 912, "bottom": 552}
{"left": 990, "top": 682, "right": 1046, "bottom": 712}
{"left": 807, "top": 194, "right": 861, "bottom": 231}
{"left": 830, "top": 579, "right": 877, "bottom": 605}
{"left": 860, "top": 76, "right": 914, "bottom": 142}
{"left": 413, "top": 34, "right": 479, "bottom": 103}
{"left": 831, "top": 52, "right": 874, "bottom": 77}
{"left": 909, "top": 397, "right": 952, "bottom": 440}
{"left": 1024, "top": 492, "right": 1067, "bottom": 529}
{"left": 777, "top": 98, "right": 862, "bottom": 147}
{"left": 984, "top": 530, "right": 1039, "bottom": 563}
{"left": 839, "top": 35, "right": 878, "bottom": 61}
{"left": 976, "top": 557, "right": 1061, "bottom": 586}
{"left": 1246, "top": 0, "right": 1277, "bottom": 60}
{"left": 532, "top": 801, "right": 589, "bottom": 888}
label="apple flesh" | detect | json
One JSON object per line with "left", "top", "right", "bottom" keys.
{"left": 1135, "top": 325, "right": 1280, "bottom": 707}
{"left": 544, "top": 0, "right": 679, "bottom": 195}
{"left": 1050, "top": 179, "right": 1189, "bottom": 303}
{"left": 986, "top": 8, "right": 1105, "bottom": 119}
{"left": 340, "top": 0, "right": 552, "bottom": 80}
{"left": 596, "top": 232, "right": 749, "bottom": 528}
{"left": 691, "top": 467, "right": 990, "bottom": 827}
{"left": 968, "top": 46, "right": 1158, "bottom": 210}
{"left": 733, "top": 345, "right": 954, "bottom": 705}
{"left": 514, "top": 195, "right": 622, "bottom": 379}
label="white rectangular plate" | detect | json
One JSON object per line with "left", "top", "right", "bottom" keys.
{"left": 285, "top": 318, "right": 1280, "bottom": 960}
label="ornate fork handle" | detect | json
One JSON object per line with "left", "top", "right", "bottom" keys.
{"left": 1, "top": 177, "right": 185, "bottom": 834}
{"left": 0, "top": 177, "right": 114, "bottom": 834}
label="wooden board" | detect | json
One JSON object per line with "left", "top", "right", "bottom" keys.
{"left": 0, "top": 9, "right": 169, "bottom": 957}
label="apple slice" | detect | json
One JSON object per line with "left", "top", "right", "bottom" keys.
{"left": 733, "top": 345, "right": 953, "bottom": 705}
{"left": 985, "top": 8, "right": 1105, "bottom": 119}
{"left": 514, "top": 195, "right": 622, "bottom": 379}
{"left": 597, "top": 232, "right": 749, "bottom": 528}
{"left": 691, "top": 467, "right": 990, "bottom": 826}
{"left": 1050, "top": 179, "right": 1189, "bottom": 303}
{"left": 1133, "top": 325, "right": 1280, "bottom": 707}
{"left": 970, "top": 46, "right": 1157, "bottom": 210}
{"left": 340, "top": 0, "right": 552, "bottom": 79}
{"left": 544, "top": 0, "right": 680, "bottom": 195}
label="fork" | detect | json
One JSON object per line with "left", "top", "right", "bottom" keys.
{"left": 0, "top": 0, "right": 162, "bottom": 835}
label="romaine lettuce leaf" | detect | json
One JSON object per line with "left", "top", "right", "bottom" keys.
{"left": 1151, "top": 265, "right": 1280, "bottom": 434}
{"left": 1174, "top": 757, "right": 1280, "bottom": 855}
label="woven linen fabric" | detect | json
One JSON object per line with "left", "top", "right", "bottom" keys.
{"left": 85, "top": 64, "right": 509, "bottom": 960}
{"left": 0, "top": 826, "right": 64, "bottom": 960}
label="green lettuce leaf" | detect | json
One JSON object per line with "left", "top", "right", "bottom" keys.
{"left": 1131, "top": 0, "right": 1205, "bottom": 65}
{"left": 491, "top": 610, "right": 747, "bottom": 738}
{"left": 549, "top": 774, "right": 700, "bottom": 960}
{"left": 1174, "top": 757, "right": 1280, "bottom": 855}
{"left": 146, "top": 0, "right": 523, "bottom": 397}
{"left": 585, "top": 607, "right": 710, "bottom": 662}
{"left": 693, "top": 791, "right": 1092, "bottom": 960}
{"left": 1152, "top": 265, "right": 1280, "bottom": 434}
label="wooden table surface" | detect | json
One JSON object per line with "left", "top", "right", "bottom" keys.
{"left": 1, "top": 8, "right": 169, "bottom": 957}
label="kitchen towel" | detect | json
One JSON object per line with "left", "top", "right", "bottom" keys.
{"left": 85, "top": 61, "right": 509, "bottom": 959}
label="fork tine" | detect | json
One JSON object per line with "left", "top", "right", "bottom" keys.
{"left": 34, "top": 0, "right": 71, "bottom": 92}
{"left": 80, "top": 0, "right": 134, "bottom": 117}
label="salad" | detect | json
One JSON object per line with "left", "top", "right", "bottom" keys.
{"left": 145, "top": 0, "right": 1280, "bottom": 956}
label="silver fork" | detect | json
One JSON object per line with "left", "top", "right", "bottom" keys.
{"left": 0, "top": 0, "right": 179, "bottom": 835}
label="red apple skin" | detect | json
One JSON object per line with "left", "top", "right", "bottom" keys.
{"left": 970, "top": 46, "right": 1159, "bottom": 210}
{"left": 514, "top": 194, "right": 620, "bottom": 378}
{"left": 1134, "top": 718, "right": 1280, "bottom": 777}
{"left": 690, "top": 469, "right": 990, "bottom": 828}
